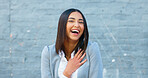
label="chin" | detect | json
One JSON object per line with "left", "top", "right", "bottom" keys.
{"left": 69, "top": 37, "right": 80, "bottom": 41}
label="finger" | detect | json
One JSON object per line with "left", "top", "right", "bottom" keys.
{"left": 74, "top": 49, "right": 82, "bottom": 58}
{"left": 79, "top": 53, "right": 86, "bottom": 61}
{"left": 77, "top": 50, "right": 84, "bottom": 59}
{"left": 69, "top": 58, "right": 72, "bottom": 61}
{"left": 79, "top": 59, "right": 87, "bottom": 66}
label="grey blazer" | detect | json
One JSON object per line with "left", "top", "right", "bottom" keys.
{"left": 41, "top": 41, "right": 103, "bottom": 78}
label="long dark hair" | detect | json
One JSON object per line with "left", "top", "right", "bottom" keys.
{"left": 55, "top": 8, "right": 89, "bottom": 54}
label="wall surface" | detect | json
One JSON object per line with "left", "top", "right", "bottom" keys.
{"left": 0, "top": 0, "right": 148, "bottom": 78}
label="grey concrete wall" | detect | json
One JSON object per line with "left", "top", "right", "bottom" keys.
{"left": 0, "top": 0, "right": 148, "bottom": 78}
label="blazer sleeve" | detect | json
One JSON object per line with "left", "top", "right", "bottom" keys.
{"left": 41, "top": 46, "right": 52, "bottom": 78}
{"left": 88, "top": 42, "right": 103, "bottom": 78}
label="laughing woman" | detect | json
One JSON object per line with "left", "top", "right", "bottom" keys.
{"left": 41, "top": 8, "right": 103, "bottom": 78}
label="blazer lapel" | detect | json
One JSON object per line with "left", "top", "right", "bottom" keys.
{"left": 77, "top": 55, "right": 89, "bottom": 78}
{"left": 54, "top": 55, "right": 61, "bottom": 78}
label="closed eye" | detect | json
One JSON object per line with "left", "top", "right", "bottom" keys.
{"left": 79, "top": 22, "right": 84, "bottom": 24}
{"left": 68, "top": 20, "right": 74, "bottom": 22}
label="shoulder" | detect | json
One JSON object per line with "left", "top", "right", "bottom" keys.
{"left": 86, "top": 41, "right": 101, "bottom": 56}
{"left": 41, "top": 43, "right": 56, "bottom": 58}
{"left": 87, "top": 41, "right": 100, "bottom": 50}
{"left": 47, "top": 43, "right": 56, "bottom": 51}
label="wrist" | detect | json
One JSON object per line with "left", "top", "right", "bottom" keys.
{"left": 63, "top": 70, "right": 71, "bottom": 78}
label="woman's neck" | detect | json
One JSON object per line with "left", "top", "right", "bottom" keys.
{"left": 64, "top": 40, "right": 79, "bottom": 60}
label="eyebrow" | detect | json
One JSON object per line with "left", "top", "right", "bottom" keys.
{"left": 68, "top": 17, "right": 75, "bottom": 19}
{"left": 68, "top": 17, "right": 83, "bottom": 20}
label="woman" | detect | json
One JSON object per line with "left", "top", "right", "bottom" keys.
{"left": 41, "top": 8, "right": 103, "bottom": 78}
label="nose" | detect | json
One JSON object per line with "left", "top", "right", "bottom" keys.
{"left": 74, "top": 21, "right": 80, "bottom": 27}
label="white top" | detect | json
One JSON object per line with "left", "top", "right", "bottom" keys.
{"left": 58, "top": 50, "right": 78, "bottom": 78}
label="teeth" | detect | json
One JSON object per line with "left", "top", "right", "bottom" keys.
{"left": 71, "top": 30, "right": 79, "bottom": 33}
{"left": 72, "top": 30, "right": 79, "bottom": 32}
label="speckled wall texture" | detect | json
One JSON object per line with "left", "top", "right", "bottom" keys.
{"left": 0, "top": 0, "right": 148, "bottom": 78}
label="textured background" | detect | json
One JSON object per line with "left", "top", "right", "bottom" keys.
{"left": 0, "top": 0, "right": 148, "bottom": 78}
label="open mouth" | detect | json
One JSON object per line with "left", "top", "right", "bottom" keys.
{"left": 71, "top": 29, "right": 80, "bottom": 35}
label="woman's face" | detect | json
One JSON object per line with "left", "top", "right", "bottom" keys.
{"left": 66, "top": 12, "right": 84, "bottom": 41}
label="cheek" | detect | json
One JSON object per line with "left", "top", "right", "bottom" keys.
{"left": 66, "top": 27, "right": 70, "bottom": 35}
{"left": 81, "top": 25, "right": 84, "bottom": 32}
{"left": 66, "top": 23, "right": 72, "bottom": 31}
{"left": 66, "top": 24, "right": 70, "bottom": 32}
